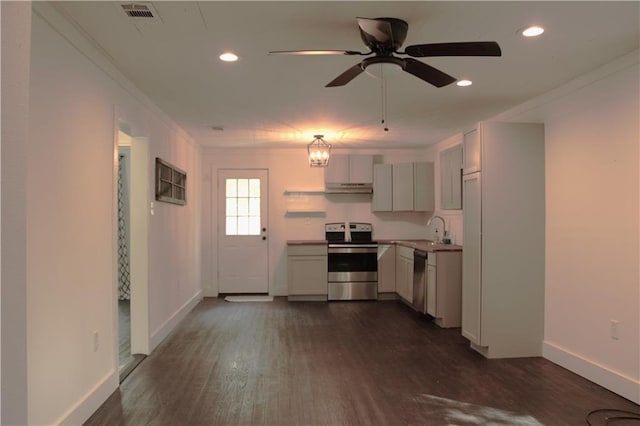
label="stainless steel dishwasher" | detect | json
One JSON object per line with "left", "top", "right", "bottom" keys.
{"left": 412, "top": 249, "right": 427, "bottom": 313}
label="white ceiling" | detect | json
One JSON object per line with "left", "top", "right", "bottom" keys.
{"left": 53, "top": 1, "right": 639, "bottom": 149}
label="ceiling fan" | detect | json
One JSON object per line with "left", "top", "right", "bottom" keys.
{"left": 269, "top": 17, "right": 502, "bottom": 88}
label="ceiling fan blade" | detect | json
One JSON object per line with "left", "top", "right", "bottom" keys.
{"left": 404, "top": 41, "right": 502, "bottom": 57}
{"left": 325, "top": 63, "right": 365, "bottom": 87}
{"left": 402, "top": 58, "right": 457, "bottom": 88}
{"left": 269, "top": 49, "right": 363, "bottom": 56}
{"left": 357, "top": 17, "right": 394, "bottom": 45}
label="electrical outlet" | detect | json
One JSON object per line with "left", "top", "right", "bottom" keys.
{"left": 93, "top": 330, "right": 100, "bottom": 351}
{"left": 610, "top": 320, "right": 620, "bottom": 340}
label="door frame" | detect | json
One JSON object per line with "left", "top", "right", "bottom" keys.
{"left": 113, "top": 119, "right": 151, "bottom": 377}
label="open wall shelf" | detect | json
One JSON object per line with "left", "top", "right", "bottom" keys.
{"left": 284, "top": 189, "right": 325, "bottom": 195}
{"left": 284, "top": 189, "right": 325, "bottom": 215}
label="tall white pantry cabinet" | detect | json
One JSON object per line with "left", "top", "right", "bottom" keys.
{"left": 461, "top": 121, "right": 545, "bottom": 358}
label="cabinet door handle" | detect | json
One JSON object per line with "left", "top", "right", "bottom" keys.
{"left": 262, "top": 236, "right": 267, "bottom": 241}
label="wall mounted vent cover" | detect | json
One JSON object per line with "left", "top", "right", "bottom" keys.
{"left": 118, "top": 2, "right": 161, "bottom": 22}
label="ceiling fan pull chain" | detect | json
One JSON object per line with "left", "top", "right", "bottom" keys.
{"left": 380, "top": 74, "right": 384, "bottom": 126}
{"left": 381, "top": 74, "right": 389, "bottom": 132}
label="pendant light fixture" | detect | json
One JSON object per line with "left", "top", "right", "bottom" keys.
{"left": 307, "top": 134, "right": 331, "bottom": 167}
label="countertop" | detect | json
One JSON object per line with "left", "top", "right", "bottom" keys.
{"left": 286, "top": 240, "right": 328, "bottom": 245}
{"left": 378, "top": 239, "right": 462, "bottom": 252}
{"left": 287, "top": 239, "right": 462, "bottom": 252}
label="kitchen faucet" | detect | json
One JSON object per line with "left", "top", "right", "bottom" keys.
{"left": 426, "top": 215, "right": 446, "bottom": 243}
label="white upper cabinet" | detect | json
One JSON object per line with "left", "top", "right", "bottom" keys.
{"left": 463, "top": 129, "right": 480, "bottom": 174}
{"left": 324, "top": 154, "right": 373, "bottom": 184}
{"left": 392, "top": 162, "right": 415, "bottom": 211}
{"left": 372, "top": 164, "right": 393, "bottom": 211}
{"left": 390, "top": 162, "right": 434, "bottom": 212}
{"left": 440, "top": 145, "right": 463, "bottom": 210}
{"left": 324, "top": 154, "right": 350, "bottom": 184}
{"left": 349, "top": 154, "right": 374, "bottom": 183}
{"left": 413, "top": 162, "right": 435, "bottom": 212}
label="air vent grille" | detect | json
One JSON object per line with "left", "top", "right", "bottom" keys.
{"left": 119, "top": 3, "right": 160, "bottom": 20}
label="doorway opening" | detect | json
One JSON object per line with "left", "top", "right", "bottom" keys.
{"left": 116, "top": 127, "right": 150, "bottom": 382}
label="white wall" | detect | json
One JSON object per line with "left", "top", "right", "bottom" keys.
{"left": 25, "top": 4, "right": 202, "bottom": 424}
{"left": 1, "top": 2, "right": 31, "bottom": 424}
{"left": 467, "top": 52, "right": 638, "bottom": 403}
{"left": 539, "top": 55, "right": 639, "bottom": 403}
{"left": 200, "top": 148, "right": 434, "bottom": 297}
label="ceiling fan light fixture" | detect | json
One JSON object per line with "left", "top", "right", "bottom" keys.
{"left": 362, "top": 56, "right": 405, "bottom": 80}
{"left": 271, "top": 17, "right": 502, "bottom": 88}
{"left": 522, "top": 26, "right": 544, "bottom": 37}
{"left": 307, "top": 134, "right": 332, "bottom": 167}
{"left": 219, "top": 52, "right": 239, "bottom": 62}
{"left": 364, "top": 62, "right": 403, "bottom": 79}
{"left": 456, "top": 79, "right": 472, "bottom": 87}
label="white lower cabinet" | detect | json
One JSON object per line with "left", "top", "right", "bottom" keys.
{"left": 426, "top": 251, "right": 462, "bottom": 328}
{"left": 287, "top": 244, "right": 327, "bottom": 301}
{"left": 426, "top": 263, "right": 437, "bottom": 316}
{"left": 377, "top": 244, "right": 396, "bottom": 295}
{"left": 395, "top": 245, "right": 414, "bottom": 303}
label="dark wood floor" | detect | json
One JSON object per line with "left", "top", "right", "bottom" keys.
{"left": 87, "top": 298, "right": 639, "bottom": 425}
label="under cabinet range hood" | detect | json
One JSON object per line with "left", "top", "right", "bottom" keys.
{"left": 324, "top": 182, "right": 373, "bottom": 194}
{"left": 324, "top": 154, "right": 374, "bottom": 194}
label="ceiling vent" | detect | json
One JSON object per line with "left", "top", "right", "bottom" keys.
{"left": 118, "top": 2, "right": 161, "bottom": 22}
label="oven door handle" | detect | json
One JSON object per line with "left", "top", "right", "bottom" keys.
{"left": 328, "top": 245, "right": 378, "bottom": 253}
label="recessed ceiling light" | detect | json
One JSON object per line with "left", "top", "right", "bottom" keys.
{"left": 522, "top": 26, "right": 544, "bottom": 37}
{"left": 219, "top": 52, "right": 238, "bottom": 62}
{"left": 456, "top": 80, "right": 472, "bottom": 87}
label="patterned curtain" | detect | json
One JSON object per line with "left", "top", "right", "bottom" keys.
{"left": 118, "top": 155, "right": 131, "bottom": 300}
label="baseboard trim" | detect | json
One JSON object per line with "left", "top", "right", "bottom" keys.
{"left": 55, "top": 369, "right": 118, "bottom": 425}
{"left": 150, "top": 290, "right": 202, "bottom": 351}
{"left": 202, "top": 287, "right": 218, "bottom": 298}
{"left": 377, "top": 292, "right": 399, "bottom": 301}
{"left": 543, "top": 340, "right": 640, "bottom": 404}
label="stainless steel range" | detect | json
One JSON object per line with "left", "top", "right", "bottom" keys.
{"left": 325, "top": 222, "right": 378, "bottom": 301}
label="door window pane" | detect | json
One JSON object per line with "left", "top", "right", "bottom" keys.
{"left": 237, "top": 179, "right": 249, "bottom": 197}
{"left": 237, "top": 198, "right": 249, "bottom": 216}
{"left": 226, "top": 179, "right": 237, "bottom": 197}
{"left": 249, "top": 217, "right": 260, "bottom": 235}
{"left": 249, "top": 198, "right": 260, "bottom": 216}
{"left": 226, "top": 198, "right": 237, "bottom": 216}
{"left": 226, "top": 217, "right": 237, "bottom": 236}
{"left": 237, "top": 217, "right": 249, "bottom": 235}
{"left": 225, "top": 177, "right": 261, "bottom": 236}
{"left": 249, "top": 179, "right": 260, "bottom": 197}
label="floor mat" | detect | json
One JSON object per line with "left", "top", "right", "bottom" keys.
{"left": 224, "top": 295, "right": 274, "bottom": 302}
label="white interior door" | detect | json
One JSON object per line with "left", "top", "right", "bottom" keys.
{"left": 218, "top": 169, "right": 269, "bottom": 293}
